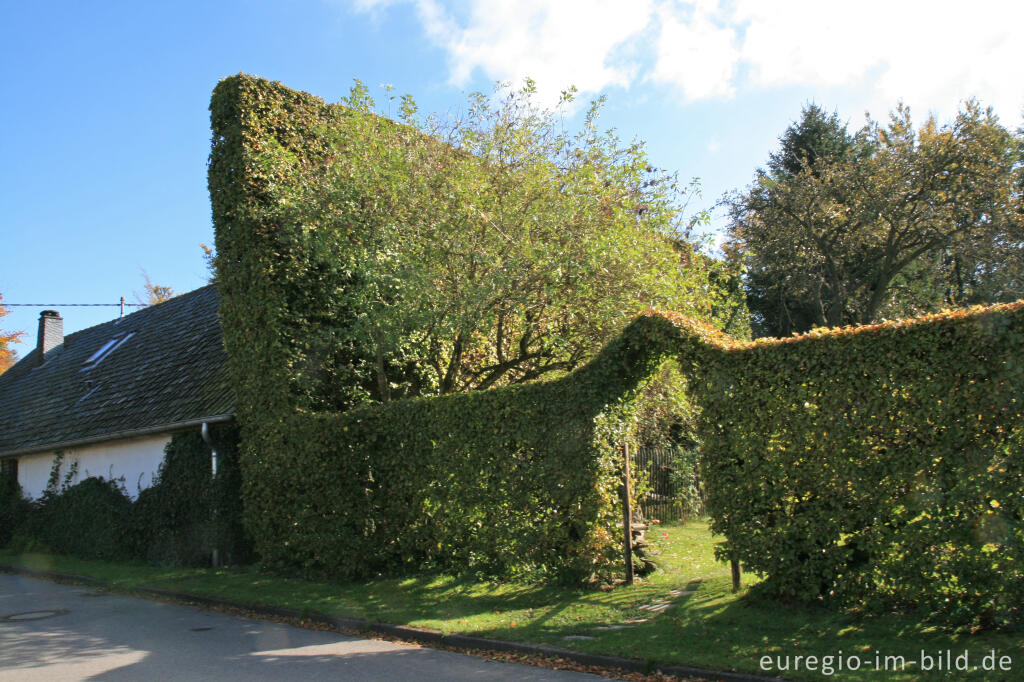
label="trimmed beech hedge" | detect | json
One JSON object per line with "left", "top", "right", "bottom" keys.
{"left": 691, "top": 303, "right": 1024, "bottom": 626}
{"left": 239, "top": 321, "right": 698, "bottom": 581}
{"left": 208, "top": 75, "right": 667, "bottom": 581}
{"left": 210, "top": 75, "right": 1022, "bottom": 616}
{"left": 209, "top": 75, "right": 724, "bottom": 580}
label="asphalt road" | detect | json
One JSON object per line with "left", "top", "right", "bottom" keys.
{"left": 0, "top": 574, "right": 606, "bottom": 681}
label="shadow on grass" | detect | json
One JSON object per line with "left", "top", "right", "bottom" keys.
{"left": 5, "top": 521, "right": 1023, "bottom": 682}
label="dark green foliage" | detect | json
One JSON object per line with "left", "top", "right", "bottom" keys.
{"left": 767, "top": 103, "right": 852, "bottom": 178}
{"left": 731, "top": 102, "right": 1023, "bottom": 338}
{"left": 22, "top": 474, "right": 135, "bottom": 561}
{"left": 0, "top": 470, "right": 29, "bottom": 547}
{"left": 133, "top": 424, "right": 252, "bottom": 566}
{"left": 6, "top": 427, "right": 251, "bottom": 567}
{"left": 737, "top": 105, "right": 856, "bottom": 338}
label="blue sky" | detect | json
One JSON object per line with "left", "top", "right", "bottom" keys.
{"left": 2, "top": 0, "right": 1022, "bottom": 352}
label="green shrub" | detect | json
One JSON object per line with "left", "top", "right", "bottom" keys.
{"left": 22, "top": 473, "right": 134, "bottom": 561}
{"left": 133, "top": 424, "right": 252, "bottom": 566}
{"left": 0, "top": 473, "right": 29, "bottom": 547}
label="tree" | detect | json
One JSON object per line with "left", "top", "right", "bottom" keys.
{"left": 136, "top": 269, "right": 176, "bottom": 305}
{"left": 730, "top": 104, "right": 855, "bottom": 335}
{"left": 279, "top": 79, "right": 744, "bottom": 408}
{"left": 200, "top": 243, "right": 215, "bottom": 282}
{"left": 767, "top": 103, "right": 853, "bottom": 178}
{"left": 0, "top": 293, "right": 24, "bottom": 374}
{"left": 728, "top": 100, "right": 1023, "bottom": 337}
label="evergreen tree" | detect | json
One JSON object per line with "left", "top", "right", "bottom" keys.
{"left": 767, "top": 103, "right": 852, "bottom": 178}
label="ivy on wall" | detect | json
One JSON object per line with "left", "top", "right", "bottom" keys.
{"left": 3, "top": 424, "right": 251, "bottom": 567}
{"left": 134, "top": 424, "right": 252, "bottom": 566}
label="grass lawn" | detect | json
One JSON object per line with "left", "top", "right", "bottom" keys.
{"left": 2, "top": 520, "right": 1020, "bottom": 681}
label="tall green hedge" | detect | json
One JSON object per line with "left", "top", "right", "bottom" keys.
{"left": 208, "top": 75, "right": 694, "bottom": 581}
{"left": 209, "top": 74, "right": 1023, "bottom": 617}
{"left": 238, "top": 318, "right": 703, "bottom": 580}
{"left": 691, "top": 303, "right": 1024, "bottom": 626}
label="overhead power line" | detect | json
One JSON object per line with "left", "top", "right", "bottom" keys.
{"left": 2, "top": 297, "right": 150, "bottom": 318}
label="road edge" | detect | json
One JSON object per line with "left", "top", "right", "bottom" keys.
{"left": 1, "top": 563, "right": 787, "bottom": 682}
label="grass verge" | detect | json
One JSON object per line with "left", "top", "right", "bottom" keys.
{"left": 2, "top": 519, "right": 1020, "bottom": 681}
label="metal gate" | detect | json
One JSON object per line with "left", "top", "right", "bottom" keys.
{"left": 633, "top": 445, "right": 704, "bottom": 522}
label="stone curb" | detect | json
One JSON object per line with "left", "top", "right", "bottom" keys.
{"left": 1, "top": 565, "right": 106, "bottom": 587}
{"left": 1, "top": 564, "right": 787, "bottom": 682}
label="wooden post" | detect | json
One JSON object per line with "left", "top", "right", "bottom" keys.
{"left": 731, "top": 557, "right": 741, "bottom": 592}
{"left": 622, "top": 442, "right": 634, "bottom": 585}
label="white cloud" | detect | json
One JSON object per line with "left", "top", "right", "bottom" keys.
{"left": 650, "top": 1, "right": 738, "bottom": 100}
{"left": 350, "top": 0, "right": 1024, "bottom": 120}
{"left": 412, "top": 0, "right": 655, "bottom": 106}
{"left": 731, "top": 0, "right": 1024, "bottom": 120}
{"left": 734, "top": 0, "right": 882, "bottom": 89}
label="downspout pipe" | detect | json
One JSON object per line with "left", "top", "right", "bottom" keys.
{"left": 201, "top": 422, "right": 220, "bottom": 567}
{"left": 201, "top": 422, "right": 218, "bottom": 477}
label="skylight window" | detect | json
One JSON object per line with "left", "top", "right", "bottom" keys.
{"left": 85, "top": 339, "right": 119, "bottom": 364}
{"left": 81, "top": 332, "right": 134, "bottom": 370}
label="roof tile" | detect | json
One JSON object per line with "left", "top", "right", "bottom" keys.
{"left": 0, "top": 285, "right": 234, "bottom": 456}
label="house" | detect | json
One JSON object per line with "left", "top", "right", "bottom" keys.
{"left": 0, "top": 285, "right": 234, "bottom": 499}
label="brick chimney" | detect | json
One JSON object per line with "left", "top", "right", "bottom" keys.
{"left": 37, "top": 310, "right": 63, "bottom": 364}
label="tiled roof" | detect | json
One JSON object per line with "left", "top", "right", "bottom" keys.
{"left": 0, "top": 285, "right": 234, "bottom": 456}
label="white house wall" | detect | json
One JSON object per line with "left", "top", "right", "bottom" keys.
{"left": 17, "top": 434, "right": 172, "bottom": 500}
